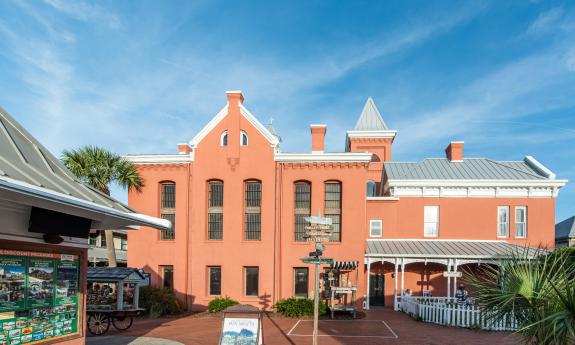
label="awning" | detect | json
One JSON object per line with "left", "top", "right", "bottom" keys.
{"left": 366, "top": 239, "right": 542, "bottom": 260}
{"left": 330, "top": 261, "right": 359, "bottom": 270}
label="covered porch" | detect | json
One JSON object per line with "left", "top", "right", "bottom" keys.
{"left": 364, "top": 239, "right": 539, "bottom": 311}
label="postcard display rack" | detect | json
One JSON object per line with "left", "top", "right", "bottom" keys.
{"left": 0, "top": 249, "right": 80, "bottom": 345}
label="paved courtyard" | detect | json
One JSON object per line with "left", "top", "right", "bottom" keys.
{"left": 87, "top": 309, "right": 520, "bottom": 345}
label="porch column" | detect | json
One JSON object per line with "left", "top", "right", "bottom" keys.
{"left": 400, "top": 259, "right": 405, "bottom": 296}
{"left": 366, "top": 258, "right": 371, "bottom": 310}
{"left": 446, "top": 260, "right": 451, "bottom": 301}
{"left": 453, "top": 260, "right": 459, "bottom": 298}
{"left": 393, "top": 259, "right": 398, "bottom": 311}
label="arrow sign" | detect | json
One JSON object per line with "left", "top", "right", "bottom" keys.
{"left": 301, "top": 257, "right": 334, "bottom": 265}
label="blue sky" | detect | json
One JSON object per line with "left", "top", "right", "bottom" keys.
{"left": 0, "top": 1, "right": 574, "bottom": 221}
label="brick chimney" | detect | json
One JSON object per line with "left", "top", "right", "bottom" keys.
{"left": 310, "top": 124, "right": 327, "bottom": 153}
{"left": 178, "top": 143, "right": 192, "bottom": 154}
{"left": 445, "top": 141, "right": 464, "bottom": 162}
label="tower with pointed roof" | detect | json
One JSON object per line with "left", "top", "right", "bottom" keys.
{"left": 346, "top": 97, "right": 397, "bottom": 162}
{"left": 346, "top": 97, "right": 396, "bottom": 195}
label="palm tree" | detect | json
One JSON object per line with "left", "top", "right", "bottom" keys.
{"left": 62, "top": 146, "right": 144, "bottom": 267}
{"left": 465, "top": 247, "right": 575, "bottom": 344}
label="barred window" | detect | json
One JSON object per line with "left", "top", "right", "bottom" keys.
{"left": 160, "top": 182, "right": 176, "bottom": 240}
{"left": 245, "top": 181, "right": 261, "bottom": 240}
{"left": 294, "top": 181, "right": 311, "bottom": 241}
{"left": 325, "top": 181, "right": 341, "bottom": 241}
{"left": 208, "top": 181, "right": 224, "bottom": 240}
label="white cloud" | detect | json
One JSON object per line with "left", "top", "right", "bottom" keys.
{"left": 526, "top": 7, "right": 564, "bottom": 36}
{"left": 41, "top": 0, "right": 120, "bottom": 28}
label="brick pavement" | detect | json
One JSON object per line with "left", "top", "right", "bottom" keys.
{"left": 88, "top": 309, "right": 520, "bottom": 345}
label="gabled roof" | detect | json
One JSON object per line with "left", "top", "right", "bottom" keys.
{"left": 354, "top": 97, "right": 388, "bottom": 130}
{"left": 189, "top": 102, "right": 280, "bottom": 148}
{"left": 556, "top": 216, "right": 575, "bottom": 240}
{"left": 385, "top": 157, "right": 555, "bottom": 181}
{"left": 0, "top": 107, "right": 169, "bottom": 231}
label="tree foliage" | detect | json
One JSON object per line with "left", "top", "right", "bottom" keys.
{"left": 465, "top": 247, "right": 575, "bottom": 344}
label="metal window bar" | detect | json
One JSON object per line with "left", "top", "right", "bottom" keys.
{"left": 208, "top": 213, "right": 223, "bottom": 240}
{"left": 161, "top": 183, "right": 176, "bottom": 208}
{"left": 325, "top": 214, "right": 341, "bottom": 241}
{"left": 244, "top": 213, "right": 261, "bottom": 240}
{"left": 325, "top": 182, "right": 341, "bottom": 242}
{"left": 325, "top": 182, "right": 341, "bottom": 209}
{"left": 294, "top": 182, "right": 311, "bottom": 241}
{"left": 209, "top": 181, "right": 224, "bottom": 207}
{"left": 160, "top": 213, "right": 176, "bottom": 240}
{"left": 244, "top": 182, "right": 261, "bottom": 240}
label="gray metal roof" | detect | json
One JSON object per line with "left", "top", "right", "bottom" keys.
{"left": 0, "top": 107, "right": 132, "bottom": 211}
{"left": 366, "top": 240, "right": 542, "bottom": 259}
{"left": 0, "top": 107, "right": 169, "bottom": 230}
{"left": 87, "top": 267, "right": 145, "bottom": 281}
{"left": 385, "top": 158, "right": 548, "bottom": 180}
{"left": 556, "top": 216, "right": 575, "bottom": 240}
{"left": 354, "top": 97, "right": 389, "bottom": 130}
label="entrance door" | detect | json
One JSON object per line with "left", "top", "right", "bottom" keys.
{"left": 369, "top": 274, "right": 385, "bottom": 307}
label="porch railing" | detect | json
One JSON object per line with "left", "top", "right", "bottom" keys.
{"left": 400, "top": 296, "right": 517, "bottom": 331}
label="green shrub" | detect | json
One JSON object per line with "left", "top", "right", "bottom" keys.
{"left": 208, "top": 296, "right": 239, "bottom": 313}
{"left": 139, "top": 286, "right": 184, "bottom": 318}
{"left": 274, "top": 298, "right": 327, "bottom": 317}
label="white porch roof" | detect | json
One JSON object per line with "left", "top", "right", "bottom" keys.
{"left": 366, "top": 239, "right": 542, "bottom": 260}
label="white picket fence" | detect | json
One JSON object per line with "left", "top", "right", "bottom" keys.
{"left": 400, "top": 296, "right": 517, "bottom": 331}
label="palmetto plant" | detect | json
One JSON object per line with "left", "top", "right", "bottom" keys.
{"left": 62, "top": 146, "right": 144, "bottom": 267}
{"left": 465, "top": 247, "right": 575, "bottom": 344}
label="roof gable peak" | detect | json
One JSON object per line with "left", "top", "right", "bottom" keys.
{"left": 354, "top": 97, "right": 389, "bottom": 131}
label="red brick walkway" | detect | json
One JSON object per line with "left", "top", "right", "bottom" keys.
{"left": 92, "top": 309, "right": 519, "bottom": 345}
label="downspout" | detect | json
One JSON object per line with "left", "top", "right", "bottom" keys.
{"left": 185, "top": 162, "right": 192, "bottom": 310}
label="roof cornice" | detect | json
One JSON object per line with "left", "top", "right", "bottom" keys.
{"left": 346, "top": 130, "right": 397, "bottom": 139}
{"left": 387, "top": 179, "right": 568, "bottom": 188}
{"left": 274, "top": 152, "right": 372, "bottom": 162}
{"left": 123, "top": 154, "right": 194, "bottom": 164}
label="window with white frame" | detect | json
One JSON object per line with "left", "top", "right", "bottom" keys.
{"left": 370, "top": 220, "right": 382, "bottom": 237}
{"left": 424, "top": 206, "right": 439, "bottom": 237}
{"left": 240, "top": 130, "right": 248, "bottom": 146}
{"left": 220, "top": 131, "right": 228, "bottom": 146}
{"left": 515, "top": 206, "right": 527, "bottom": 238}
{"left": 498, "top": 206, "right": 509, "bottom": 237}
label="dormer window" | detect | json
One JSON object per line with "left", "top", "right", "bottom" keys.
{"left": 220, "top": 131, "right": 228, "bottom": 146}
{"left": 240, "top": 131, "right": 248, "bottom": 146}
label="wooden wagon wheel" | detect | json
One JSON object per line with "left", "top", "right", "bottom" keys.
{"left": 112, "top": 315, "right": 134, "bottom": 330}
{"left": 87, "top": 312, "right": 110, "bottom": 336}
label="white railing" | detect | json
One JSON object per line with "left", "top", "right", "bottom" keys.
{"left": 400, "top": 296, "right": 517, "bottom": 331}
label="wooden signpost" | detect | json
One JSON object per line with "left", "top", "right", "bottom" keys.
{"left": 301, "top": 211, "right": 333, "bottom": 345}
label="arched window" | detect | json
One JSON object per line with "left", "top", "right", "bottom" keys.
{"left": 160, "top": 182, "right": 176, "bottom": 240}
{"left": 294, "top": 181, "right": 311, "bottom": 241}
{"left": 366, "top": 180, "right": 376, "bottom": 197}
{"left": 208, "top": 180, "right": 224, "bottom": 240}
{"left": 240, "top": 131, "right": 248, "bottom": 146}
{"left": 244, "top": 180, "right": 261, "bottom": 240}
{"left": 220, "top": 131, "right": 228, "bottom": 146}
{"left": 324, "top": 181, "right": 342, "bottom": 241}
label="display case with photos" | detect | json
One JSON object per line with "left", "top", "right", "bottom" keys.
{"left": 0, "top": 249, "right": 80, "bottom": 344}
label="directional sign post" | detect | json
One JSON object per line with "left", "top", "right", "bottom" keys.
{"left": 302, "top": 210, "right": 333, "bottom": 345}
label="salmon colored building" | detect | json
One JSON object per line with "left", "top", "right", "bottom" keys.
{"left": 126, "top": 91, "right": 567, "bottom": 311}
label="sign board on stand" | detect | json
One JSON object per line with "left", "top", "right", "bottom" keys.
{"left": 301, "top": 257, "right": 334, "bottom": 265}
{"left": 443, "top": 271, "right": 463, "bottom": 278}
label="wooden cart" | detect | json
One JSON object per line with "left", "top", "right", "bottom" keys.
{"left": 325, "top": 261, "right": 359, "bottom": 319}
{"left": 86, "top": 267, "right": 146, "bottom": 336}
